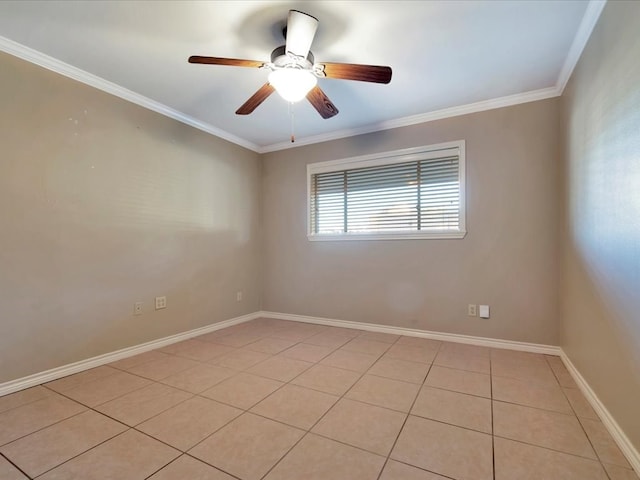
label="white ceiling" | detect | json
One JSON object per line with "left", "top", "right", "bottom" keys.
{"left": 0, "top": 1, "right": 604, "bottom": 152}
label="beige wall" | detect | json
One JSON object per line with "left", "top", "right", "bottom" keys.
{"left": 0, "top": 52, "right": 262, "bottom": 383}
{"left": 561, "top": 1, "right": 640, "bottom": 450}
{"left": 262, "top": 99, "right": 562, "bottom": 344}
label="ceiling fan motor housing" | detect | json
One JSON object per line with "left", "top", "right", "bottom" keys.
{"left": 270, "top": 45, "right": 314, "bottom": 69}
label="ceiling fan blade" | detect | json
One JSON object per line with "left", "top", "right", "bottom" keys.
{"left": 306, "top": 85, "right": 339, "bottom": 119}
{"left": 285, "top": 10, "right": 318, "bottom": 59}
{"left": 236, "top": 83, "right": 275, "bottom": 115}
{"left": 320, "top": 62, "right": 392, "bottom": 84}
{"left": 188, "top": 56, "right": 265, "bottom": 68}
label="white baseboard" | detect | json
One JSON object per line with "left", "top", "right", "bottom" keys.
{"left": 0, "top": 311, "right": 261, "bottom": 397}
{"left": 560, "top": 352, "right": 640, "bottom": 474}
{"left": 4, "top": 308, "right": 637, "bottom": 475}
{"left": 260, "top": 311, "right": 561, "bottom": 356}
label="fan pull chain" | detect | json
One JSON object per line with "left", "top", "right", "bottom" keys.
{"left": 289, "top": 102, "right": 295, "bottom": 143}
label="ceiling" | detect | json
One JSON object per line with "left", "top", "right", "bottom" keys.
{"left": 0, "top": 1, "right": 604, "bottom": 153}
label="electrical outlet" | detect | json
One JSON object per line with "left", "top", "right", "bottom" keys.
{"left": 467, "top": 304, "right": 477, "bottom": 316}
{"left": 155, "top": 296, "right": 166, "bottom": 310}
{"left": 479, "top": 305, "right": 490, "bottom": 318}
{"left": 134, "top": 302, "right": 143, "bottom": 315}
{"left": 236, "top": 291, "right": 243, "bottom": 302}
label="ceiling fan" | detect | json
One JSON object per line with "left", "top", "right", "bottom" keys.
{"left": 188, "top": 9, "right": 392, "bottom": 119}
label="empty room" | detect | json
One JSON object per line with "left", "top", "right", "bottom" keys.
{"left": 0, "top": 1, "right": 638, "bottom": 479}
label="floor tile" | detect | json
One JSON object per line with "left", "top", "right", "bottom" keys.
{"left": 126, "top": 355, "right": 201, "bottom": 381}
{"left": 245, "top": 337, "right": 298, "bottom": 354}
{"left": 251, "top": 384, "right": 338, "bottom": 430}
{"left": 411, "top": 386, "right": 492, "bottom": 433}
{"left": 172, "top": 341, "right": 237, "bottom": 362}
{"left": 424, "top": 365, "right": 491, "bottom": 398}
{"left": 0, "top": 386, "right": 53, "bottom": 414}
{"left": 396, "top": 337, "right": 442, "bottom": 350}
{"left": 494, "top": 437, "right": 607, "bottom": 480}
{"left": 580, "top": 417, "right": 631, "bottom": 467}
{"left": 320, "top": 349, "right": 380, "bottom": 372}
{"left": 159, "top": 339, "right": 204, "bottom": 355}
{"left": 95, "top": 383, "right": 191, "bottom": 426}
{"left": 492, "top": 375, "right": 572, "bottom": 413}
{"left": 189, "top": 413, "right": 304, "bottom": 480}
{"left": 312, "top": 398, "right": 406, "bottom": 455}
{"left": 491, "top": 349, "right": 547, "bottom": 364}
{"left": 38, "top": 429, "right": 179, "bottom": 480}
{"left": 196, "top": 329, "right": 235, "bottom": 343}
{"left": 492, "top": 354, "right": 558, "bottom": 386}
{"left": 357, "top": 331, "right": 400, "bottom": 344}
{"left": 0, "top": 393, "right": 86, "bottom": 445}
{"left": 269, "top": 325, "right": 325, "bottom": 342}
{"left": 341, "top": 338, "right": 391, "bottom": 356}
{"left": 546, "top": 356, "right": 578, "bottom": 388}
{"left": 367, "top": 357, "right": 430, "bottom": 384}
{"left": 0, "top": 455, "right": 27, "bottom": 479}
{"left": 493, "top": 400, "right": 596, "bottom": 459}
{"left": 564, "top": 387, "right": 598, "bottom": 419}
{"left": 211, "top": 349, "right": 271, "bottom": 370}
{"left": 109, "top": 350, "right": 171, "bottom": 371}
{"left": 247, "top": 355, "right": 313, "bottom": 382}
{"left": 160, "top": 363, "right": 236, "bottom": 393}
{"left": 346, "top": 374, "right": 420, "bottom": 412}
{"left": 391, "top": 415, "right": 493, "bottom": 480}
{"left": 148, "top": 455, "right": 236, "bottom": 480}
{"left": 384, "top": 343, "right": 438, "bottom": 364}
{"left": 321, "top": 326, "right": 362, "bottom": 338}
{"left": 200, "top": 372, "right": 283, "bottom": 410}
{"left": 62, "top": 370, "right": 151, "bottom": 407}
{"left": 280, "top": 343, "right": 335, "bottom": 363}
{"left": 264, "top": 433, "right": 385, "bottom": 480}
{"left": 45, "top": 366, "right": 119, "bottom": 393}
{"left": 305, "top": 332, "right": 353, "bottom": 348}
{"left": 0, "top": 410, "right": 127, "bottom": 477}
{"left": 603, "top": 463, "right": 640, "bottom": 480}
{"left": 379, "top": 460, "right": 449, "bottom": 480}
{"left": 138, "top": 396, "right": 241, "bottom": 451}
{"left": 438, "top": 342, "right": 491, "bottom": 358}
{"left": 433, "top": 350, "right": 490, "bottom": 374}
{"left": 291, "top": 364, "right": 361, "bottom": 396}
{"left": 209, "top": 332, "right": 263, "bottom": 348}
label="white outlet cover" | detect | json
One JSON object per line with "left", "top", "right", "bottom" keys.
{"left": 479, "top": 305, "right": 490, "bottom": 318}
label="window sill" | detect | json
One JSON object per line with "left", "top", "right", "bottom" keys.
{"left": 307, "top": 231, "right": 467, "bottom": 241}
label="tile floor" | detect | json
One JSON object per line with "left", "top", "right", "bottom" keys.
{"left": 0, "top": 318, "right": 637, "bottom": 480}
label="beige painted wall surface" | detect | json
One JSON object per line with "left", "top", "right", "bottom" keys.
{"left": 561, "top": 1, "right": 640, "bottom": 449}
{"left": 0, "top": 52, "right": 261, "bottom": 383}
{"left": 262, "top": 99, "right": 561, "bottom": 344}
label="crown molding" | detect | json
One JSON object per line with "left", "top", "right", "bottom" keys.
{"left": 258, "top": 85, "right": 560, "bottom": 153}
{"left": 556, "top": 0, "right": 607, "bottom": 94}
{"left": 0, "top": 35, "right": 261, "bottom": 153}
{"left": 2, "top": 0, "right": 605, "bottom": 155}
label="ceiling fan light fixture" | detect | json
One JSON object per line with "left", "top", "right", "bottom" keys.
{"left": 268, "top": 68, "right": 317, "bottom": 103}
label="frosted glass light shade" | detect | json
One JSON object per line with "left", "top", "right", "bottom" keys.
{"left": 268, "top": 69, "right": 317, "bottom": 103}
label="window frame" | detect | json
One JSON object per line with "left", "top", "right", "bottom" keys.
{"left": 307, "top": 140, "right": 466, "bottom": 241}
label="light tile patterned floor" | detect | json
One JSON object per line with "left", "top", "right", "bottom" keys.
{"left": 0, "top": 318, "right": 637, "bottom": 480}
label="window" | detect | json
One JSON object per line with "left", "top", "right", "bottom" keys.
{"left": 307, "top": 141, "right": 466, "bottom": 240}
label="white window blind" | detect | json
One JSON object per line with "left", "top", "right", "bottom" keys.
{"left": 307, "top": 141, "right": 466, "bottom": 240}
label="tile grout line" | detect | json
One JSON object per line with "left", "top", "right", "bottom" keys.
{"left": 1, "top": 451, "right": 32, "bottom": 480}
{"left": 546, "top": 355, "right": 616, "bottom": 479}
{"left": 374, "top": 339, "right": 444, "bottom": 480}
{"left": 5, "top": 328, "right": 462, "bottom": 478}
{"left": 252, "top": 330, "right": 402, "bottom": 479}
{"left": 4, "top": 320, "right": 601, "bottom": 479}
{"left": 490, "top": 350, "right": 496, "bottom": 480}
